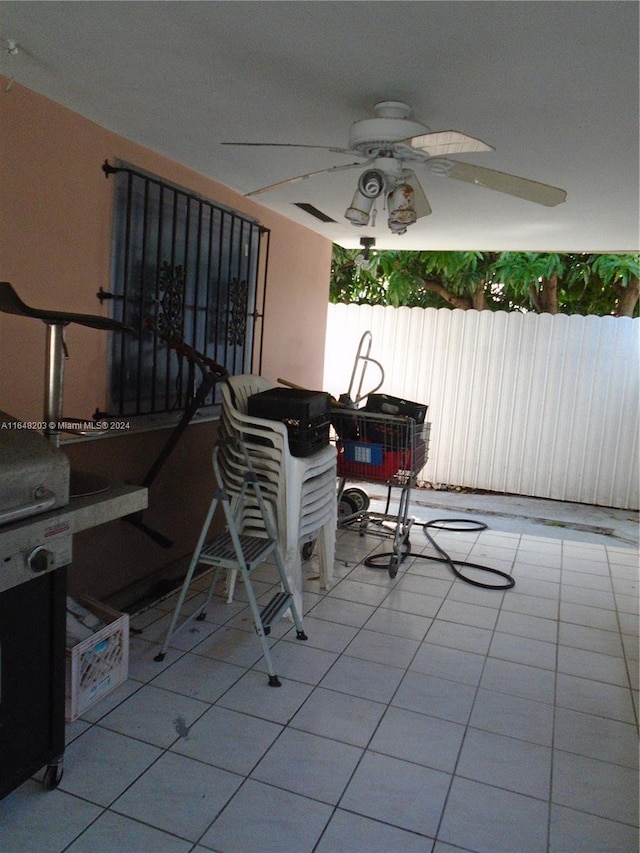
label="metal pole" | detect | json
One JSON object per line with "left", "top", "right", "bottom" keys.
{"left": 44, "top": 323, "right": 65, "bottom": 449}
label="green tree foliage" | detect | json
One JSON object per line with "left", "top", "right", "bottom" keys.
{"left": 330, "top": 248, "right": 640, "bottom": 317}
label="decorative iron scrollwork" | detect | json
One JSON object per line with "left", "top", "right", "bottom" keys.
{"left": 228, "top": 278, "right": 248, "bottom": 346}
{"left": 156, "top": 261, "right": 185, "bottom": 340}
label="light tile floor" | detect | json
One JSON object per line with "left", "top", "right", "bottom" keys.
{"left": 1, "top": 521, "right": 638, "bottom": 853}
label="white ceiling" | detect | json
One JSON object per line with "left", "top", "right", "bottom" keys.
{"left": 1, "top": 1, "right": 638, "bottom": 251}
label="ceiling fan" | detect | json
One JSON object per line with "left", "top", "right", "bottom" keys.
{"left": 223, "top": 101, "right": 567, "bottom": 235}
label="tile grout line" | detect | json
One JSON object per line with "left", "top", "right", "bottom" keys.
{"left": 427, "top": 527, "right": 522, "bottom": 847}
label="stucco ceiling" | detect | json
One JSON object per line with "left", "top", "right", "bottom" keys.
{"left": 1, "top": 1, "right": 638, "bottom": 251}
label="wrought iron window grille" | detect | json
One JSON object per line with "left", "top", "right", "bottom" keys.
{"left": 100, "top": 160, "right": 269, "bottom": 419}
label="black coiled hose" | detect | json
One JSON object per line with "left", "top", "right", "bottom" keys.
{"left": 363, "top": 518, "right": 515, "bottom": 590}
{"left": 422, "top": 519, "right": 515, "bottom": 590}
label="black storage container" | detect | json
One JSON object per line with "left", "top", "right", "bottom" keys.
{"left": 364, "top": 393, "right": 428, "bottom": 424}
{"left": 248, "top": 388, "right": 331, "bottom": 457}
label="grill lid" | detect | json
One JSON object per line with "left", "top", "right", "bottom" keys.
{"left": 0, "top": 412, "right": 70, "bottom": 525}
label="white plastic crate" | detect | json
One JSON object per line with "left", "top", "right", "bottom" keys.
{"left": 65, "top": 597, "right": 129, "bottom": 721}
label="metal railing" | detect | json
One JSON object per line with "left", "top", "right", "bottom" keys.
{"left": 100, "top": 161, "right": 269, "bottom": 417}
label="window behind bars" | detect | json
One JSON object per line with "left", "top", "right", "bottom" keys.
{"left": 103, "top": 161, "right": 269, "bottom": 417}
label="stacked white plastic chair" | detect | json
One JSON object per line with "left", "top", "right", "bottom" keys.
{"left": 219, "top": 375, "right": 337, "bottom": 616}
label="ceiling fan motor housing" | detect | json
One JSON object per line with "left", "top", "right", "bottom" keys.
{"left": 349, "top": 101, "right": 429, "bottom": 156}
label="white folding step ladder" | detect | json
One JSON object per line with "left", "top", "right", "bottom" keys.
{"left": 154, "top": 437, "right": 308, "bottom": 686}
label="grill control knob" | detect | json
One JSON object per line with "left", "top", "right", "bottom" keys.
{"left": 27, "top": 546, "right": 54, "bottom": 573}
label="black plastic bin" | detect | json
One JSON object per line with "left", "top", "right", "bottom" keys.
{"left": 364, "top": 393, "right": 428, "bottom": 424}
{"left": 247, "top": 387, "right": 331, "bottom": 457}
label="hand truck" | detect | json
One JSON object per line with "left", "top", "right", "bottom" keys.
{"left": 332, "top": 333, "right": 430, "bottom": 578}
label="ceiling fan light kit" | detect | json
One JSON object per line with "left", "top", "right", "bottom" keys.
{"left": 357, "top": 169, "right": 386, "bottom": 199}
{"left": 387, "top": 184, "right": 417, "bottom": 234}
{"left": 345, "top": 189, "right": 375, "bottom": 227}
{"left": 226, "top": 100, "right": 567, "bottom": 236}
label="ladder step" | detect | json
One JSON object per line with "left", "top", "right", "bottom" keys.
{"left": 200, "top": 531, "right": 275, "bottom": 570}
{"left": 260, "top": 591, "right": 292, "bottom": 629}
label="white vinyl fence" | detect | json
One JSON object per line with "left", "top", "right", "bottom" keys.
{"left": 324, "top": 303, "right": 639, "bottom": 510}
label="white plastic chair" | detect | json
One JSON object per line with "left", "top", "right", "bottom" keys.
{"left": 219, "top": 375, "right": 337, "bottom": 615}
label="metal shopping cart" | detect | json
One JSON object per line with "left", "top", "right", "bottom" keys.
{"left": 331, "top": 334, "right": 431, "bottom": 578}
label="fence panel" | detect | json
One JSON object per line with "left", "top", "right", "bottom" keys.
{"left": 323, "top": 304, "right": 639, "bottom": 509}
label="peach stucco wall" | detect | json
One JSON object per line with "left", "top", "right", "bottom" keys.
{"left": 0, "top": 80, "right": 333, "bottom": 603}
{"left": 0, "top": 80, "right": 332, "bottom": 422}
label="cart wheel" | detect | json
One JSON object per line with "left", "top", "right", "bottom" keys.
{"left": 338, "top": 494, "right": 359, "bottom": 520}
{"left": 388, "top": 553, "right": 403, "bottom": 578}
{"left": 43, "top": 761, "right": 64, "bottom": 790}
{"left": 301, "top": 540, "right": 316, "bottom": 561}
{"left": 342, "top": 487, "right": 370, "bottom": 512}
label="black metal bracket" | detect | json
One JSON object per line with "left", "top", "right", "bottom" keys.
{"left": 102, "top": 159, "right": 121, "bottom": 178}
{"left": 360, "top": 236, "right": 376, "bottom": 260}
{"left": 96, "top": 286, "right": 120, "bottom": 303}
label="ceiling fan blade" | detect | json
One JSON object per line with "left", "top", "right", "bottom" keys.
{"left": 222, "top": 142, "right": 358, "bottom": 156}
{"left": 246, "top": 161, "right": 365, "bottom": 197}
{"left": 406, "top": 130, "right": 494, "bottom": 157}
{"left": 403, "top": 171, "right": 432, "bottom": 219}
{"left": 438, "top": 160, "right": 567, "bottom": 206}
